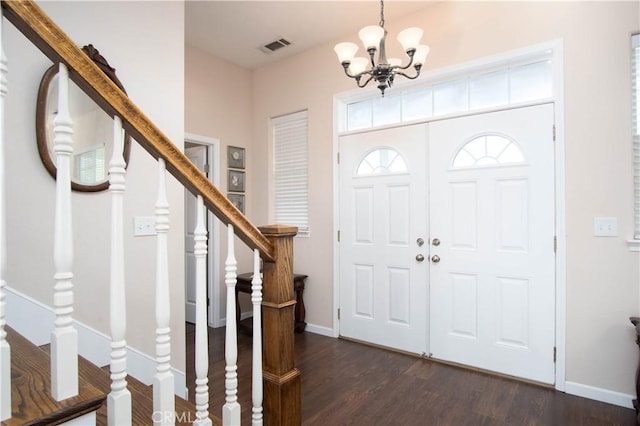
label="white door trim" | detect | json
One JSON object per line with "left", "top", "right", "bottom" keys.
{"left": 332, "top": 39, "right": 566, "bottom": 390}
{"left": 184, "top": 132, "right": 221, "bottom": 328}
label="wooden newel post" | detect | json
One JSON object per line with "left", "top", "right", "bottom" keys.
{"left": 259, "top": 225, "right": 301, "bottom": 426}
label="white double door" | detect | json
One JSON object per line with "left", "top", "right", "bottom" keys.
{"left": 339, "top": 104, "right": 556, "bottom": 383}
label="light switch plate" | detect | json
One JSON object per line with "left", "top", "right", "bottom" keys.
{"left": 134, "top": 216, "right": 156, "bottom": 236}
{"left": 593, "top": 217, "right": 618, "bottom": 237}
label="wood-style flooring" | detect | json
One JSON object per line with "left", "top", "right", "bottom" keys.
{"left": 185, "top": 323, "right": 637, "bottom": 425}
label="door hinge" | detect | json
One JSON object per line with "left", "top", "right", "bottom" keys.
{"left": 207, "top": 297, "right": 210, "bottom": 307}
{"left": 337, "top": 152, "right": 340, "bottom": 164}
{"left": 204, "top": 163, "right": 210, "bottom": 176}
{"left": 552, "top": 124, "right": 556, "bottom": 142}
{"left": 337, "top": 308, "right": 341, "bottom": 320}
{"left": 553, "top": 236, "right": 557, "bottom": 253}
{"left": 337, "top": 230, "right": 341, "bottom": 242}
{"left": 553, "top": 346, "right": 557, "bottom": 363}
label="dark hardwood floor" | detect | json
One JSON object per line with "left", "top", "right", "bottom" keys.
{"left": 186, "top": 323, "right": 637, "bottom": 425}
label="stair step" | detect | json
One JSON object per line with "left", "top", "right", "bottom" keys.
{"left": 43, "top": 336, "right": 218, "bottom": 425}
{"left": 3, "top": 326, "right": 106, "bottom": 425}
{"left": 79, "top": 360, "right": 219, "bottom": 426}
{"left": 5, "top": 326, "right": 220, "bottom": 425}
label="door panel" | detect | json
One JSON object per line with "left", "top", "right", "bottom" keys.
{"left": 429, "top": 104, "right": 555, "bottom": 384}
{"left": 339, "top": 124, "right": 428, "bottom": 354}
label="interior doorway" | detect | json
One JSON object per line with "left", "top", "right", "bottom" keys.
{"left": 184, "top": 134, "right": 221, "bottom": 327}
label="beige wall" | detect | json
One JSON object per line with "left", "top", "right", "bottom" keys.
{"left": 185, "top": 45, "right": 254, "bottom": 322}
{"left": 247, "top": 1, "right": 640, "bottom": 396}
{"left": 5, "top": 1, "right": 186, "bottom": 372}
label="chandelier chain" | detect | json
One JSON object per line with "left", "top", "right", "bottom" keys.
{"left": 379, "top": 0, "right": 385, "bottom": 28}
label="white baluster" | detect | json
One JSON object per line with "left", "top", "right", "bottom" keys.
{"left": 251, "top": 250, "right": 263, "bottom": 426}
{"left": 223, "top": 224, "right": 240, "bottom": 426}
{"left": 107, "top": 116, "right": 131, "bottom": 425}
{"left": 51, "top": 62, "right": 78, "bottom": 401}
{"left": 0, "top": 5, "right": 10, "bottom": 420}
{"left": 154, "top": 158, "right": 174, "bottom": 425}
{"left": 193, "top": 195, "right": 211, "bottom": 426}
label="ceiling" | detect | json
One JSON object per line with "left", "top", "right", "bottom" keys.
{"left": 185, "top": 1, "right": 434, "bottom": 70}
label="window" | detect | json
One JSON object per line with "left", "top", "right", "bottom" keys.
{"left": 632, "top": 34, "right": 640, "bottom": 243}
{"left": 272, "top": 110, "right": 309, "bottom": 236}
{"left": 74, "top": 145, "right": 106, "bottom": 183}
{"left": 356, "top": 148, "right": 408, "bottom": 176}
{"left": 452, "top": 135, "right": 524, "bottom": 168}
{"left": 344, "top": 58, "right": 553, "bottom": 132}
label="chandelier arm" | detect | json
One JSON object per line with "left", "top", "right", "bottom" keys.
{"left": 357, "top": 74, "right": 375, "bottom": 88}
{"left": 392, "top": 50, "right": 416, "bottom": 71}
{"left": 342, "top": 65, "right": 372, "bottom": 80}
{"left": 394, "top": 68, "right": 421, "bottom": 80}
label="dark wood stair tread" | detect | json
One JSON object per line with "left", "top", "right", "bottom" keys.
{"left": 3, "top": 326, "right": 106, "bottom": 425}
{"left": 5, "top": 326, "right": 220, "bottom": 425}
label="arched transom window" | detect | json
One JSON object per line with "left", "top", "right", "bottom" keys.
{"left": 356, "top": 147, "right": 408, "bottom": 176}
{"left": 452, "top": 134, "right": 524, "bottom": 168}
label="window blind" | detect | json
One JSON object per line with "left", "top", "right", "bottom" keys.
{"left": 633, "top": 34, "right": 640, "bottom": 240}
{"left": 272, "top": 110, "right": 309, "bottom": 236}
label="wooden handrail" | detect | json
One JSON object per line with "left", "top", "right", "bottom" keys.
{"left": 1, "top": 0, "right": 275, "bottom": 262}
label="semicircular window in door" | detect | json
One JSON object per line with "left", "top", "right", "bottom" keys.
{"left": 356, "top": 147, "right": 408, "bottom": 176}
{"left": 452, "top": 134, "right": 524, "bottom": 168}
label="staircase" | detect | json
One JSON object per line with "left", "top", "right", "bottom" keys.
{"left": 6, "top": 326, "right": 210, "bottom": 425}
{"left": 0, "top": 0, "right": 301, "bottom": 424}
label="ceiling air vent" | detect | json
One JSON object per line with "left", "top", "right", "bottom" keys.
{"left": 260, "top": 37, "right": 292, "bottom": 54}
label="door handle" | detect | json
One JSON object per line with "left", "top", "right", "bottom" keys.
{"left": 431, "top": 255, "right": 441, "bottom": 263}
{"left": 416, "top": 254, "right": 425, "bottom": 262}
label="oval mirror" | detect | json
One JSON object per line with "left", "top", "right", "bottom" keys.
{"left": 36, "top": 45, "right": 131, "bottom": 192}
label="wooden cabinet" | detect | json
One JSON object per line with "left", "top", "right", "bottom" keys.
{"left": 631, "top": 316, "right": 640, "bottom": 424}
{"left": 236, "top": 273, "right": 308, "bottom": 334}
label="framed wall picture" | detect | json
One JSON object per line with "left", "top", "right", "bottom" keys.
{"left": 228, "top": 193, "right": 245, "bottom": 214}
{"left": 227, "top": 146, "right": 245, "bottom": 169}
{"left": 228, "top": 170, "right": 245, "bottom": 192}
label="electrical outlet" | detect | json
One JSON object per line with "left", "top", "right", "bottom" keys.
{"left": 593, "top": 217, "right": 618, "bottom": 237}
{"left": 134, "top": 216, "right": 156, "bottom": 236}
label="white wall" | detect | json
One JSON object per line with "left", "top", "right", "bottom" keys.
{"left": 248, "top": 1, "right": 640, "bottom": 398}
{"left": 4, "top": 0, "right": 186, "bottom": 374}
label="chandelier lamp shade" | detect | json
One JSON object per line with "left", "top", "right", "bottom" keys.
{"left": 334, "top": 0, "right": 430, "bottom": 96}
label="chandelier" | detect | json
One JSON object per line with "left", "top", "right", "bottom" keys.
{"left": 334, "top": 0, "right": 429, "bottom": 96}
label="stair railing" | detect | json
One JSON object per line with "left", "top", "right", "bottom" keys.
{"left": 0, "top": 1, "right": 301, "bottom": 425}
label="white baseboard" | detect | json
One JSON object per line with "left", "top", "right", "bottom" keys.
{"left": 565, "top": 381, "right": 635, "bottom": 409}
{"left": 5, "top": 286, "right": 54, "bottom": 346}
{"left": 216, "top": 315, "right": 336, "bottom": 338}
{"left": 5, "top": 286, "right": 186, "bottom": 399}
{"left": 217, "top": 311, "right": 253, "bottom": 328}
{"left": 304, "top": 323, "right": 335, "bottom": 337}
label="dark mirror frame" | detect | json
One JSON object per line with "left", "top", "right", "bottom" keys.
{"left": 36, "top": 44, "right": 131, "bottom": 192}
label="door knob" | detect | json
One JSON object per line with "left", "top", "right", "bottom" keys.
{"left": 416, "top": 254, "right": 425, "bottom": 262}
{"left": 416, "top": 238, "right": 425, "bottom": 247}
{"left": 432, "top": 238, "right": 441, "bottom": 246}
{"left": 431, "top": 255, "right": 441, "bottom": 263}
